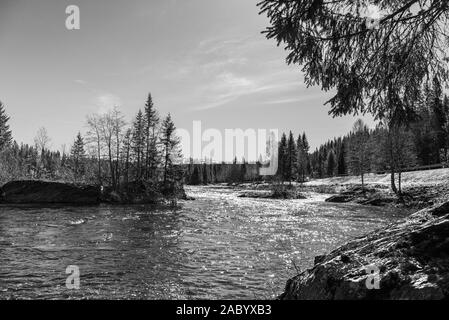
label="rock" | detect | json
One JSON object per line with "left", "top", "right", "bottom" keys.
{"left": 101, "top": 181, "right": 164, "bottom": 204}
{"left": 238, "top": 190, "right": 306, "bottom": 199}
{"left": 429, "top": 201, "right": 449, "bottom": 217}
{"left": 0, "top": 180, "right": 100, "bottom": 204}
{"left": 314, "top": 255, "right": 326, "bottom": 265}
{"left": 325, "top": 194, "right": 354, "bottom": 203}
{"left": 0, "top": 180, "right": 188, "bottom": 205}
{"left": 280, "top": 201, "right": 449, "bottom": 300}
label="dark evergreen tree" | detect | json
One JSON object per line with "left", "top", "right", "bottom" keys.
{"left": 121, "top": 128, "right": 132, "bottom": 185}
{"left": 160, "top": 113, "right": 182, "bottom": 184}
{"left": 144, "top": 93, "right": 160, "bottom": 180}
{"left": 347, "top": 119, "right": 370, "bottom": 189}
{"left": 277, "top": 133, "right": 288, "bottom": 181}
{"left": 337, "top": 140, "right": 346, "bottom": 175}
{"left": 132, "top": 110, "right": 146, "bottom": 181}
{"left": 70, "top": 132, "right": 86, "bottom": 182}
{"left": 259, "top": 1, "right": 448, "bottom": 125}
{"left": 326, "top": 150, "right": 336, "bottom": 177}
{"left": 285, "top": 131, "right": 297, "bottom": 183}
{"left": 0, "top": 101, "right": 12, "bottom": 151}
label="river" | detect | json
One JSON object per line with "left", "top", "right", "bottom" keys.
{"left": 0, "top": 185, "right": 410, "bottom": 299}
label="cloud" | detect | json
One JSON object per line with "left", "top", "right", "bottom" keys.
{"left": 263, "top": 94, "right": 324, "bottom": 105}
{"left": 152, "top": 34, "right": 310, "bottom": 112}
{"left": 193, "top": 73, "right": 304, "bottom": 111}
{"left": 95, "top": 93, "right": 122, "bottom": 114}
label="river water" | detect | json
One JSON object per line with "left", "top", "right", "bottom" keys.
{"left": 0, "top": 185, "right": 409, "bottom": 299}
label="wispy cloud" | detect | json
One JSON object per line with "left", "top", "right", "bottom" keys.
{"left": 73, "top": 79, "right": 122, "bottom": 114}
{"left": 95, "top": 93, "right": 122, "bottom": 114}
{"left": 162, "top": 35, "right": 305, "bottom": 111}
{"left": 263, "top": 94, "right": 324, "bottom": 105}
{"left": 74, "top": 79, "right": 87, "bottom": 85}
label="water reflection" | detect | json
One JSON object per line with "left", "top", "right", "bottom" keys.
{"left": 0, "top": 186, "right": 409, "bottom": 299}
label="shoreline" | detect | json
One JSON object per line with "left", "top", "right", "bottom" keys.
{"left": 212, "top": 180, "right": 448, "bottom": 211}
{"left": 280, "top": 200, "right": 449, "bottom": 300}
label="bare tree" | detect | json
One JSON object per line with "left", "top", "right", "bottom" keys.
{"left": 86, "top": 114, "right": 104, "bottom": 184}
{"left": 34, "top": 127, "right": 51, "bottom": 153}
{"left": 33, "top": 127, "right": 51, "bottom": 178}
{"left": 111, "top": 107, "right": 126, "bottom": 188}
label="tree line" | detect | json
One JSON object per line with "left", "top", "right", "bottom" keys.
{"left": 0, "top": 94, "right": 182, "bottom": 190}
{"left": 276, "top": 131, "right": 311, "bottom": 183}
{"left": 260, "top": 0, "right": 449, "bottom": 195}
{"left": 283, "top": 80, "right": 449, "bottom": 194}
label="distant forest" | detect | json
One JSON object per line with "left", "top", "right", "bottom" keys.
{"left": 0, "top": 94, "right": 183, "bottom": 190}
{"left": 276, "top": 79, "right": 449, "bottom": 193}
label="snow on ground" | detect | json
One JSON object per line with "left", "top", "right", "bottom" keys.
{"left": 305, "top": 168, "right": 449, "bottom": 187}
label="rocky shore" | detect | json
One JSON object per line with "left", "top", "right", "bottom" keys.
{"left": 280, "top": 200, "right": 449, "bottom": 300}
{"left": 325, "top": 184, "right": 449, "bottom": 210}
{"left": 229, "top": 180, "right": 448, "bottom": 210}
{"left": 0, "top": 180, "right": 187, "bottom": 205}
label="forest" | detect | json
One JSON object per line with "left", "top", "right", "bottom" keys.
{"left": 0, "top": 93, "right": 183, "bottom": 192}
{"left": 276, "top": 79, "right": 449, "bottom": 194}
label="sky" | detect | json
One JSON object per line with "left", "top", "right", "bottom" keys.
{"left": 0, "top": 0, "right": 374, "bottom": 161}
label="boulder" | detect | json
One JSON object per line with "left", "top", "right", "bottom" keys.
{"left": 325, "top": 194, "right": 354, "bottom": 203}
{"left": 0, "top": 180, "right": 100, "bottom": 204}
{"left": 280, "top": 201, "right": 449, "bottom": 300}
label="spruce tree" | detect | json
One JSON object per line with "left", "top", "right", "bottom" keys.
{"left": 259, "top": 1, "right": 448, "bottom": 124}
{"left": 70, "top": 132, "right": 86, "bottom": 182}
{"left": 121, "top": 128, "right": 132, "bottom": 185}
{"left": 144, "top": 93, "right": 160, "bottom": 180}
{"left": 301, "top": 132, "right": 310, "bottom": 177}
{"left": 160, "top": 113, "right": 182, "bottom": 184}
{"left": 0, "top": 101, "right": 13, "bottom": 151}
{"left": 326, "top": 150, "right": 336, "bottom": 177}
{"left": 286, "top": 131, "right": 297, "bottom": 183}
{"left": 347, "top": 119, "right": 370, "bottom": 189}
{"left": 132, "top": 110, "right": 146, "bottom": 181}
{"left": 337, "top": 141, "right": 346, "bottom": 175}
{"left": 277, "top": 133, "right": 287, "bottom": 182}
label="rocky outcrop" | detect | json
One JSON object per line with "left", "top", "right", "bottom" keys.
{"left": 325, "top": 186, "right": 387, "bottom": 205}
{"left": 280, "top": 201, "right": 449, "bottom": 300}
{"left": 238, "top": 190, "right": 306, "bottom": 199}
{"left": 0, "top": 180, "right": 189, "bottom": 205}
{"left": 0, "top": 180, "right": 100, "bottom": 204}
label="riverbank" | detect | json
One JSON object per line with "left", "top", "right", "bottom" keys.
{"left": 227, "top": 168, "right": 449, "bottom": 210}
{"left": 277, "top": 168, "right": 449, "bottom": 299}
{"left": 280, "top": 200, "right": 449, "bottom": 299}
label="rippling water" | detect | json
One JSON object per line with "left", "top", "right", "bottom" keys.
{"left": 0, "top": 185, "right": 410, "bottom": 299}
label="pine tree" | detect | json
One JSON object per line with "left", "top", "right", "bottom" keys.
{"left": 144, "top": 93, "right": 160, "bottom": 180}
{"left": 70, "top": 132, "right": 86, "bottom": 182}
{"left": 259, "top": 1, "right": 447, "bottom": 125}
{"left": 326, "top": 150, "right": 336, "bottom": 177}
{"left": 160, "top": 113, "right": 182, "bottom": 184}
{"left": 301, "top": 132, "right": 311, "bottom": 177}
{"left": 132, "top": 110, "right": 146, "bottom": 181}
{"left": 348, "top": 119, "right": 370, "bottom": 189}
{"left": 429, "top": 78, "right": 447, "bottom": 163}
{"left": 277, "top": 133, "right": 287, "bottom": 181}
{"left": 337, "top": 140, "right": 346, "bottom": 175}
{"left": 286, "top": 131, "right": 297, "bottom": 183}
{"left": 0, "top": 101, "right": 12, "bottom": 151}
{"left": 121, "top": 128, "right": 132, "bottom": 185}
